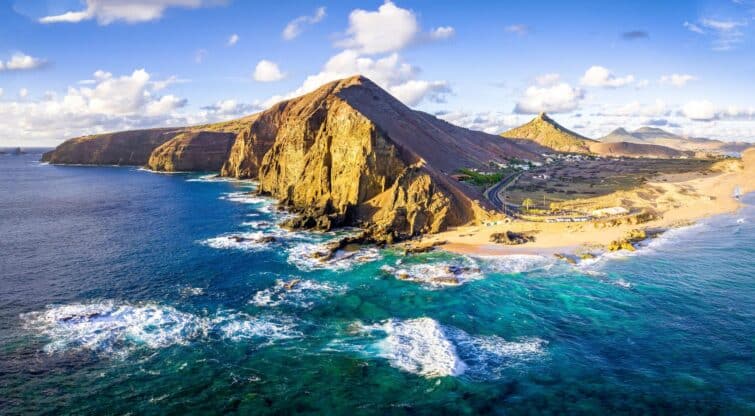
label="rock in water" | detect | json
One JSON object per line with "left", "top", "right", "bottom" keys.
{"left": 490, "top": 231, "right": 534, "bottom": 245}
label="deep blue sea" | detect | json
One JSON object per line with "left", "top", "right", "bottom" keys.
{"left": 1, "top": 152, "right": 753, "bottom": 415}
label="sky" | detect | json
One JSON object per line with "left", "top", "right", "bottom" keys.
{"left": 1, "top": 0, "right": 754, "bottom": 146}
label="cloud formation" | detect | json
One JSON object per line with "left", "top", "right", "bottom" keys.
{"left": 659, "top": 73, "right": 697, "bottom": 87}
{"left": 580, "top": 66, "right": 635, "bottom": 88}
{"left": 272, "top": 2, "right": 452, "bottom": 107}
{"left": 282, "top": 6, "right": 326, "bottom": 40}
{"left": 684, "top": 18, "right": 748, "bottom": 50}
{"left": 515, "top": 77, "right": 584, "bottom": 114}
{"left": 0, "top": 69, "right": 191, "bottom": 145}
{"left": 0, "top": 53, "right": 46, "bottom": 71}
{"left": 505, "top": 24, "right": 530, "bottom": 36}
{"left": 254, "top": 60, "right": 285, "bottom": 82}
{"left": 227, "top": 33, "right": 239, "bottom": 46}
{"left": 38, "top": 0, "right": 222, "bottom": 25}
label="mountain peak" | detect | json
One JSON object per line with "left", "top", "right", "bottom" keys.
{"left": 610, "top": 127, "right": 630, "bottom": 135}
{"left": 502, "top": 113, "right": 594, "bottom": 153}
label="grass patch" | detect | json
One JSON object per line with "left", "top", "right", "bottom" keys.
{"left": 457, "top": 168, "right": 505, "bottom": 186}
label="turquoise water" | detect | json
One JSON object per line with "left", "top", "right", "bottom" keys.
{"left": 1, "top": 153, "right": 753, "bottom": 415}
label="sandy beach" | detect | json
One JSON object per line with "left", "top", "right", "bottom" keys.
{"left": 424, "top": 149, "right": 755, "bottom": 257}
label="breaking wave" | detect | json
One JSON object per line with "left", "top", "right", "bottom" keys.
{"left": 287, "top": 243, "right": 382, "bottom": 271}
{"left": 251, "top": 279, "right": 346, "bottom": 308}
{"left": 351, "top": 317, "right": 546, "bottom": 379}
{"left": 475, "top": 254, "right": 556, "bottom": 274}
{"left": 21, "top": 301, "right": 299, "bottom": 357}
{"left": 380, "top": 257, "right": 483, "bottom": 288}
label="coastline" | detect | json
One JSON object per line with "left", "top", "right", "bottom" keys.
{"left": 425, "top": 164, "right": 753, "bottom": 258}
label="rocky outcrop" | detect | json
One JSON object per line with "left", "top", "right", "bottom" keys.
{"left": 42, "top": 128, "right": 180, "bottom": 165}
{"left": 502, "top": 112, "right": 595, "bottom": 154}
{"left": 490, "top": 230, "right": 534, "bottom": 245}
{"left": 221, "top": 75, "right": 541, "bottom": 240}
{"left": 147, "top": 131, "right": 235, "bottom": 172}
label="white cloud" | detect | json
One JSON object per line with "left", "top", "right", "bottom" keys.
{"left": 603, "top": 99, "right": 669, "bottom": 117}
{"left": 682, "top": 100, "right": 718, "bottom": 120}
{"left": 282, "top": 6, "right": 326, "bottom": 40}
{"left": 338, "top": 1, "right": 419, "bottom": 54}
{"left": 227, "top": 33, "right": 239, "bottom": 46}
{"left": 635, "top": 79, "right": 650, "bottom": 89}
{"left": 39, "top": 0, "right": 221, "bottom": 25}
{"left": 253, "top": 60, "right": 286, "bottom": 82}
{"left": 429, "top": 26, "right": 455, "bottom": 40}
{"left": 685, "top": 18, "right": 748, "bottom": 50}
{"left": 268, "top": 50, "right": 448, "bottom": 107}
{"left": 684, "top": 21, "right": 705, "bottom": 34}
{"left": 0, "top": 88, "right": 3, "bottom": 97}
{"left": 535, "top": 73, "right": 560, "bottom": 86}
{"left": 580, "top": 65, "right": 635, "bottom": 88}
{"left": 659, "top": 73, "right": 697, "bottom": 87}
{"left": 514, "top": 80, "right": 584, "bottom": 114}
{"left": 0, "top": 69, "right": 190, "bottom": 145}
{"left": 505, "top": 24, "right": 530, "bottom": 35}
{"left": 19, "top": 88, "right": 29, "bottom": 98}
{"left": 0, "top": 53, "right": 46, "bottom": 71}
{"left": 681, "top": 100, "right": 755, "bottom": 121}
{"left": 438, "top": 111, "right": 523, "bottom": 134}
{"left": 272, "top": 3, "right": 452, "bottom": 107}
{"left": 200, "top": 99, "right": 263, "bottom": 119}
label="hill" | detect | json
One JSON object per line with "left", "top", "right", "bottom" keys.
{"left": 587, "top": 141, "right": 689, "bottom": 159}
{"left": 501, "top": 112, "right": 595, "bottom": 153}
{"left": 600, "top": 126, "right": 751, "bottom": 155}
{"left": 42, "top": 75, "right": 544, "bottom": 241}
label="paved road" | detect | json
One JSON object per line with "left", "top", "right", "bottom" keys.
{"left": 485, "top": 172, "right": 522, "bottom": 215}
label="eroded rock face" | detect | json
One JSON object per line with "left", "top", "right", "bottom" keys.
{"left": 147, "top": 131, "right": 235, "bottom": 172}
{"left": 42, "top": 129, "right": 179, "bottom": 165}
{"left": 221, "top": 76, "right": 512, "bottom": 240}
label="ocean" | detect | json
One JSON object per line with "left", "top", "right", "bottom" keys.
{"left": 1, "top": 152, "right": 753, "bottom": 415}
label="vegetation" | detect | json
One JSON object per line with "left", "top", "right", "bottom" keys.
{"left": 457, "top": 168, "right": 505, "bottom": 186}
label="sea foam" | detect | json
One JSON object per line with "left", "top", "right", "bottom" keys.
{"left": 354, "top": 317, "right": 546, "bottom": 379}
{"left": 380, "top": 257, "right": 483, "bottom": 288}
{"left": 21, "top": 301, "right": 299, "bottom": 357}
{"left": 251, "top": 279, "right": 346, "bottom": 308}
{"left": 287, "top": 242, "right": 382, "bottom": 271}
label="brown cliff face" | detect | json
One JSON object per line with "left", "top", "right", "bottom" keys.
{"left": 220, "top": 76, "right": 540, "bottom": 240}
{"left": 41, "top": 128, "right": 179, "bottom": 165}
{"left": 147, "top": 131, "right": 235, "bottom": 172}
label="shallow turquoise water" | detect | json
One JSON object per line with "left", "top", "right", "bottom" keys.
{"left": 1, "top": 153, "right": 753, "bottom": 414}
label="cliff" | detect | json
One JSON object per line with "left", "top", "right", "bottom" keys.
{"left": 221, "top": 75, "right": 542, "bottom": 240}
{"left": 147, "top": 131, "right": 235, "bottom": 172}
{"left": 41, "top": 128, "right": 180, "bottom": 165}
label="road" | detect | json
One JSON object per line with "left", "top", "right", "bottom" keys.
{"left": 484, "top": 172, "right": 522, "bottom": 215}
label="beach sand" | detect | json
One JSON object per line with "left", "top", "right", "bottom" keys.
{"left": 425, "top": 150, "right": 755, "bottom": 257}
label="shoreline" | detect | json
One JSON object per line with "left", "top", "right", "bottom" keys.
{"left": 424, "top": 163, "right": 753, "bottom": 259}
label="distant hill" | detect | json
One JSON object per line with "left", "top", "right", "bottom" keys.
{"left": 503, "top": 113, "right": 689, "bottom": 158}
{"left": 588, "top": 141, "right": 688, "bottom": 159}
{"left": 501, "top": 112, "right": 595, "bottom": 153}
{"left": 600, "top": 127, "right": 751, "bottom": 155}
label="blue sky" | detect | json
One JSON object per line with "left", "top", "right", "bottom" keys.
{"left": 0, "top": 0, "right": 753, "bottom": 146}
